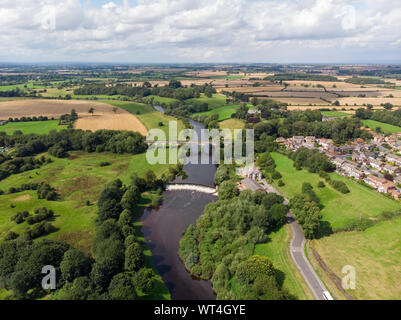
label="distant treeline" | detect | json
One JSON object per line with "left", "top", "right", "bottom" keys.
{"left": 74, "top": 81, "right": 216, "bottom": 101}
{"left": 0, "top": 129, "right": 147, "bottom": 159}
{"left": 263, "top": 73, "right": 338, "bottom": 82}
{"left": 344, "top": 77, "right": 389, "bottom": 85}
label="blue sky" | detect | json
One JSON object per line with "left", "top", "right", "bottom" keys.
{"left": 0, "top": 0, "right": 400, "bottom": 63}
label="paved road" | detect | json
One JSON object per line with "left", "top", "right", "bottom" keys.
{"left": 262, "top": 181, "right": 327, "bottom": 300}
{"left": 286, "top": 211, "right": 327, "bottom": 300}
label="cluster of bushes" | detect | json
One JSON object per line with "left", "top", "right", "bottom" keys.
{"left": 0, "top": 155, "right": 51, "bottom": 181}
{"left": 74, "top": 82, "right": 216, "bottom": 102}
{"left": 289, "top": 194, "right": 322, "bottom": 239}
{"left": 302, "top": 183, "right": 321, "bottom": 208}
{"left": 319, "top": 171, "right": 350, "bottom": 194}
{"left": 289, "top": 148, "right": 335, "bottom": 173}
{"left": 0, "top": 128, "right": 147, "bottom": 160}
{"left": 7, "top": 182, "right": 59, "bottom": 201}
{"left": 179, "top": 188, "right": 291, "bottom": 299}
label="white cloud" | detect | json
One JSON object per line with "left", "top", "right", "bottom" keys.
{"left": 0, "top": 0, "right": 400, "bottom": 62}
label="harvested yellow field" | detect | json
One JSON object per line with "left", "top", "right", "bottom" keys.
{"left": 338, "top": 97, "right": 401, "bottom": 106}
{"left": 0, "top": 99, "right": 148, "bottom": 135}
{"left": 76, "top": 111, "right": 147, "bottom": 135}
{"left": 0, "top": 99, "right": 115, "bottom": 118}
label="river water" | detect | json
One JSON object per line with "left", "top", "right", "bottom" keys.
{"left": 141, "top": 111, "right": 217, "bottom": 300}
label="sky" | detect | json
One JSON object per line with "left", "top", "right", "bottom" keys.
{"left": 0, "top": 0, "right": 400, "bottom": 64}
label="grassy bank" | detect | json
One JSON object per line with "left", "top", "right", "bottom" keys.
{"left": 271, "top": 152, "right": 400, "bottom": 230}
{"left": 0, "top": 120, "right": 66, "bottom": 134}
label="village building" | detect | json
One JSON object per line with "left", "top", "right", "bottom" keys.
{"left": 237, "top": 166, "right": 263, "bottom": 181}
{"left": 248, "top": 109, "right": 261, "bottom": 116}
{"left": 386, "top": 154, "right": 401, "bottom": 166}
{"left": 276, "top": 137, "right": 286, "bottom": 144}
{"left": 369, "top": 158, "right": 384, "bottom": 170}
{"left": 238, "top": 178, "right": 265, "bottom": 193}
{"left": 383, "top": 164, "right": 399, "bottom": 175}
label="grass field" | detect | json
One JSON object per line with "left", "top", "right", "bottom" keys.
{"left": 186, "top": 94, "right": 227, "bottom": 109}
{"left": 312, "top": 216, "right": 401, "bottom": 300}
{"left": 321, "top": 111, "right": 351, "bottom": 118}
{"left": 0, "top": 120, "right": 66, "bottom": 134}
{"left": 270, "top": 153, "right": 400, "bottom": 231}
{"left": 362, "top": 119, "right": 401, "bottom": 134}
{"left": 0, "top": 152, "right": 170, "bottom": 247}
{"left": 104, "top": 100, "right": 185, "bottom": 140}
{"left": 146, "top": 95, "right": 179, "bottom": 105}
{"left": 193, "top": 104, "right": 245, "bottom": 121}
{"left": 219, "top": 118, "right": 245, "bottom": 130}
{"left": 255, "top": 225, "right": 312, "bottom": 300}
{"left": 0, "top": 151, "right": 172, "bottom": 299}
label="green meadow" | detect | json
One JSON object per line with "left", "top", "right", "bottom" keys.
{"left": 255, "top": 225, "right": 312, "bottom": 300}
{"left": 362, "top": 119, "right": 401, "bottom": 134}
{"left": 0, "top": 120, "right": 66, "bottom": 134}
{"left": 186, "top": 93, "right": 227, "bottom": 109}
{"left": 0, "top": 151, "right": 172, "bottom": 299}
{"left": 270, "top": 152, "right": 400, "bottom": 230}
{"left": 193, "top": 104, "right": 244, "bottom": 121}
{"left": 313, "top": 216, "right": 401, "bottom": 300}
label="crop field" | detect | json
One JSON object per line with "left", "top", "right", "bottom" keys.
{"left": 104, "top": 100, "right": 185, "bottom": 140}
{"left": 312, "top": 216, "right": 401, "bottom": 300}
{"left": 0, "top": 99, "right": 117, "bottom": 118}
{"left": 270, "top": 153, "right": 400, "bottom": 231}
{"left": 0, "top": 120, "right": 66, "bottom": 134}
{"left": 338, "top": 96, "right": 401, "bottom": 107}
{"left": 255, "top": 225, "right": 312, "bottom": 300}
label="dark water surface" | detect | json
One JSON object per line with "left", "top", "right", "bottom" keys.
{"left": 141, "top": 111, "right": 217, "bottom": 300}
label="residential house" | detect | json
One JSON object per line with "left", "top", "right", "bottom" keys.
{"left": 364, "top": 175, "right": 396, "bottom": 193}
{"left": 292, "top": 136, "right": 305, "bottom": 146}
{"left": 318, "top": 138, "right": 333, "bottom": 150}
{"left": 276, "top": 137, "right": 286, "bottom": 144}
{"left": 383, "top": 164, "right": 399, "bottom": 175}
{"left": 342, "top": 162, "right": 365, "bottom": 180}
{"left": 386, "top": 154, "right": 401, "bottom": 166}
{"left": 248, "top": 109, "right": 261, "bottom": 116}
{"left": 369, "top": 158, "right": 384, "bottom": 170}
{"left": 331, "top": 157, "right": 345, "bottom": 169}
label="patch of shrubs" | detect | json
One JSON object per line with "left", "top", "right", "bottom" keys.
{"left": 319, "top": 170, "right": 350, "bottom": 194}
{"left": 37, "top": 183, "right": 59, "bottom": 201}
{"left": 26, "top": 208, "right": 55, "bottom": 225}
{"left": 26, "top": 221, "right": 57, "bottom": 239}
{"left": 11, "top": 211, "right": 29, "bottom": 224}
{"left": 100, "top": 162, "right": 111, "bottom": 167}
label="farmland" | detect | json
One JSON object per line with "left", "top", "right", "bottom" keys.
{"left": 104, "top": 100, "right": 185, "bottom": 139}
{"left": 270, "top": 153, "right": 400, "bottom": 231}
{"left": 312, "top": 216, "right": 401, "bottom": 300}
{"left": 0, "top": 120, "right": 66, "bottom": 134}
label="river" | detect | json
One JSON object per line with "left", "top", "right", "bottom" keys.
{"left": 141, "top": 111, "right": 217, "bottom": 300}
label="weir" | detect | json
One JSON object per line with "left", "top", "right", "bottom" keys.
{"left": 166, "top": 184, "right": 218, "bottom": 196}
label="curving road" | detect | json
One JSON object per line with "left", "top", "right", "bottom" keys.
{"left": 263, "top": 181, "right": 328, "bottom": 300}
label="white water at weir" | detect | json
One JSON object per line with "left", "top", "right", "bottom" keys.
{"left": 166, "top": 184, "right": 218, "bottom": 196}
